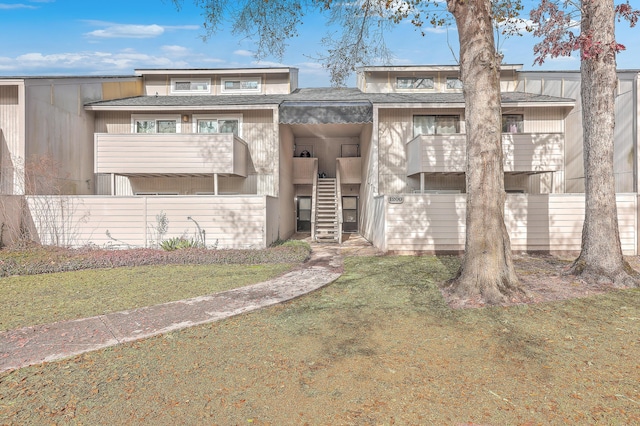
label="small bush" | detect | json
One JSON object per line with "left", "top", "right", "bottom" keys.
{"left": 0, "top": 240, "right": 311, "bottom": 277}
{"left": 160, "top": 237, "right": 201, "bottom": 251}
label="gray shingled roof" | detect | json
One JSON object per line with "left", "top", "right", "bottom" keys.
{"left": 85, "top": 88, "right": 574, "bottom": 125}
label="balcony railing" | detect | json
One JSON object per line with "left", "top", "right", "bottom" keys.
{"left": 292, "top": 157, "right": 318, "bottom": 184}
{"left": 336, "top": 157, "right": 362, "bottom": 184}
{"left": 406, "top": 133, "right": 564, "bottom": 175}
{"left": 94, "top": 133, "right": 249, "bottom": 176}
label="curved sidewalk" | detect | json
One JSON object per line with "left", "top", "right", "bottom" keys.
{"left": 0, "top": 244, "right": 345, "bottom": 374}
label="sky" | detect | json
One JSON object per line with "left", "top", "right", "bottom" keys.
{"left": 1, "top": 0, "right": 639, "bottom": 87}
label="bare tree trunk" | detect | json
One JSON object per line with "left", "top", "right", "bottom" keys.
{"left": 570, "top": 0, "right": 639, "bottom": 287}
{"left": 445, "top": 0, "right": 522, "bottom": 304}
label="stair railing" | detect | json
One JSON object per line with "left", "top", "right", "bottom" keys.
{"left": 311, "top": 158, "right": 318, "bottom": 242}
{"left": 336, "top": 160, "right": 343, "bottom": 244}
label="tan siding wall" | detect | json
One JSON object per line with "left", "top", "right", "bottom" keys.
{"left": 517, "top": 72, "right": 636, "bottom": 194}
{"left": 523, "top": 107, "right": 564, "bottom": 133}
{"left": 378, "top": 107, "right": 466, "bottom": 193}
{"left": 337, "top": 157, "right": 362, "bottom": 184}
{"left": 101, "top": 81, "right": 143, "bottom": 101}
{"left": 95, "top": 111, "right": 131, "bottom": 133}
{"left": 359, "top": 120, "right": 379, "bottom": 243}
{"left": 0, "top": 83, "right": 24, "bottom": 195}
{"left": 95, "top": 133, "right": 246, "bottom": 175}
{"left": 385, "top": 195, "right": 466, "bottom": 252}
{"left": 379, "top": 194, "right": 637, "bottom": 254}
{"left": 0, "top": 195, "right": 22, "bottom": 246}
{"left": 23, "top": 79, "right": 135, "bottom": 196}
{"left": 292, "top": 158, "right": 317, "bottom": 184}
{"left": 94, "top": 108, "right": 276, "bottom": 194}
{"left": 278, "top": 125, "right": 296, "bottom": 240}
{"left": 143, "top": 73, "right": 292, "bottom": 96}
{"left": 23, "top": 195, "right": 273, "bottom": 249}
{"left": 614, "top": 78, "right": 635, "bottom": 192}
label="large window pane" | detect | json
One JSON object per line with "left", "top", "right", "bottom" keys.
{"left": 502, "top": 115, "right": 523, "bottom": 133}
{"left": 414, "top": 115, "right": 436, "bottom": 136}
{"left": 198, "top": 120, "right": 219, "bottom": 133}
{"left": 414, "top": 115, "right": 459, "bottom": 136}
{"left": 219, "top": 120, "right": 239, "bottom": 136}
{"left": 135, "top": 120, "right": 155, "bottom": 133}
{"left": 157, "top": 120, "right": 177, "bottom": 133}
{"left": 436, "top": 116, "right": 458, "bottom": 134}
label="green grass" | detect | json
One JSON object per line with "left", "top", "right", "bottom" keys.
{"left": 0, "top": 263, "right": 295, "bottom": 331}
{"left": 1, "top": 255, "right": 639, "bottom": 425}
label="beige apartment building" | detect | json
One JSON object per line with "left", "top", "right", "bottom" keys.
{"left": 1, "top": 65, "right": 639, "bottom": 253}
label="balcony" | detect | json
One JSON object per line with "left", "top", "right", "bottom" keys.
{"left": 292, "top": 157, "right": 318, "bottom": 184}
{"left": 406, "top": 133, "right": 564, "bottom": 175}
{"left": 337, "top": 157, "right": 362, "bottom": 184}
{"left": 94, "top": 133, "right": 249, "bottom": 176}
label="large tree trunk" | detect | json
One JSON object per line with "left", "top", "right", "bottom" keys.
{"left": 570, "top": 0, "right": 639, "bottom": 287}
{"left": 445, "top": 0, "right": 522, "bottom": 304}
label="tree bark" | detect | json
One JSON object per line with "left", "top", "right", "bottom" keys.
{"left": 570, "top": 0, "right": 639, "bottom": 287}
{"left": 445, "top": 0, "right": 522, "bottom": 304}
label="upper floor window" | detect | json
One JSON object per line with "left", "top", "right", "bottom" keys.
{"left": 414, "top": 115, "right": 460, "bottom": 136}
{"left": 171, "top": 78, "right": 211, "bottom": 94}
{"left": 193, "top": 114, "right": 242, "bottom": 137}
{"left": 446, "top": 77, "right": 463, "bottom": 90}
{"left": 397, "top": 77, "right": 434, "bottom": 90}
{"left": 132, "top": 115, "right": 181, "bottom": 133}
{"left": 221, "top": 77, "right": 261, "bottom": 94}
{"left": 502, "top": 114, "right": 524, "bottom": 133}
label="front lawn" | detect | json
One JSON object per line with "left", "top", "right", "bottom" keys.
{"left": 1, "top": 255, "right": 638, "bottom": 424}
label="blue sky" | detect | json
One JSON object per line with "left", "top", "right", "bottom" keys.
{"left": 1, "top": 0, "right": 638, "bottom": 87}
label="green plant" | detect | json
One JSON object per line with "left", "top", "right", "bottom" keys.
{"left": 160, "top": 237, "right": 200, "bottom": 251}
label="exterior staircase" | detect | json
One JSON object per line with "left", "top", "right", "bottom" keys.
{"left": 314, "top": 178, "right": 339, "bottom": 243}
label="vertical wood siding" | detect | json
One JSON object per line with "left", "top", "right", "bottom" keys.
{"left": 379, "top": 194, "right": 637, "bottom": 254}
{"left": 23, "top": 195, "right": 275, "bottom": 249}
{"left": 0, "top": 84, "right": 24, "bottom": 194}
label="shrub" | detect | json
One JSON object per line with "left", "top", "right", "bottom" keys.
{"left": 0, "top": 240, "right": 311, "bottom": 277}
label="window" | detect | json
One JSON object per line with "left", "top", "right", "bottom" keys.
{"left": 171, "top": 78, "right": 211, "bottom": 94}
{"left": 193, "top": 114, "right": 242, "bottom": 137}
{"left": 414, "top": 115, "right": 460, "bottom": 136}
{"left": 221, "top": 77, "right": 261, "bottom": 94}
{"left": 132, "top": 115, "right": 181, "bottom": 133}
{"left": 446, "top": 77, "right": 463, "bottom": 90}
{"left": 502, "top": 115, "right": 524, "bottom": 133}
{"left": 397, "top": 77, "right": 434, "bottom": 90}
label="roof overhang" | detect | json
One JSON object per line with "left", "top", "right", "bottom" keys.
{"left": 279, "top": 101, "right": 373, "bottom": 125}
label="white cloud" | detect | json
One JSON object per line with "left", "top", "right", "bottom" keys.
{"left": 234, "top": 50, "right": 254, "bottom": 57}
{"left": 86, "top": 24, "right": 165, "bottom": 39}
{"left": 161, "top": 45, "right": 191, "bottom": 56}
{"left": 0, "top": 3, "right": 36, "bottom": 9}
{"left": 0, "top": 50, "right": 192, "bottom": 73}
{"left": 252, "top": 60, "right": 287, "bottom": 67}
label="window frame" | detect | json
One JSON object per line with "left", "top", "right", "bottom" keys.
{"left": 445, "top": 77, "right": 464, "bottom": 90}
{"left": 170, "top": 78, "right": 211, "bottom": 94}
{"left": 220, "top": 77, "right": 262, "bottom": 94}
{"left": 396, "top": 76, "right": 435, "bottom": 90}
{"left": 192, "top": 114, "right": 243, "bottom": 138}
{"left": 131, "top": 114, "right": 182, "bottom": 134}
{"left": 502, "top": 114, "right": 524, "bottom": 133}
{"left": 413, "top": 115, "right": 461, "bottom": 137}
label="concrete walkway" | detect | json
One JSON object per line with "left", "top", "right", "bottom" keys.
{"left": 0, "top": 240, "right": 371, "bottom": 374}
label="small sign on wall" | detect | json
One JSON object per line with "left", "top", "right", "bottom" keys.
{"left": 388, "top": 195, "right": 404, "bottom": 204}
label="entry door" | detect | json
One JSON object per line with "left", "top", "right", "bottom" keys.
{"left": 342, "top": 196, "right": 358, "bottom": 232}
{"left": 297, "top": 197, "right": 312, "bottom": 232}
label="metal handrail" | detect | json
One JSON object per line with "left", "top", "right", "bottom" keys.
{"left": 336, "top": 160, "right": 343, "bottom": 244}
{"left": 310, "top": 159, "right": 318, "bottom": 242}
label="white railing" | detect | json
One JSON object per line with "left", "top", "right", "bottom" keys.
{"left": 310, "top": 160, "right": 319, "bottom": 242}
{"left": 336, "top": 164, "right": 343, "bottom": 244}
{"left": 95, "top": 133, "right": 249, "bottom": 176}
{"left": 406, "top": 133, "right": 564, "bottom": 175}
